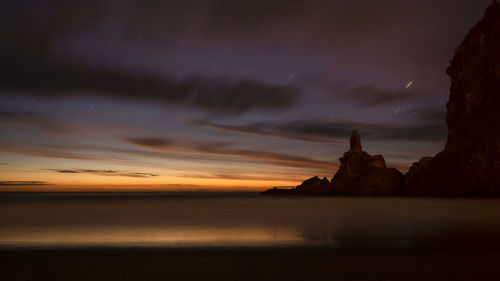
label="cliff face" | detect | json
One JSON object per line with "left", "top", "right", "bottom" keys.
{"left": 403, "top": 3, "right": 500, "bottom": 196}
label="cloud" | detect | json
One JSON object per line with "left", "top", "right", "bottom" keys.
{"left": 1, "top": 0, "right": 300, "bottom": 116}
{"left": 49, "top": 169, "right": 158, "bottom": 178}
{"left": 193, "top": 120, "right": 340, "bottom": 143}
{"left": 123, "top": 137, "right": 337, "bottom": 170}
{"left": 1, "top": 7, "right": 299, "bottom": 116}
{"left": 419, "top": 108, "right": 447, "bottom": 124}
{"left": 2, "top": 140, "right": 332, "bottom": 175}
{"left": 1, "top": 62, "right": 299, "bottom": 115}
{"left": 0, "top": 0, "right": 409, "bottom": 45}
{"left": 342, "top": 84, "right": 414, "bottom": 106}
{"left": 0, "top": 0, "right": 488, "bottom": 118}
{"left": 55, "top": 169, "right": 80, "bottom": 173}
{"left": 197, "top": 118, "right": 447, "bottom": 143}
{"left": 0, "top": 110, "right": 67, "bottom": 133}
{"left": 0, "top": 146, "right": 99, "bottom": 161}
{"left": 0, "top": 181, "right": 49, "bottom": 186}
{"left": 124, "top": 138, "right": 172, "bottom": 148}
{"left": 179, "top": 173, "right": 302, "bottom": 182}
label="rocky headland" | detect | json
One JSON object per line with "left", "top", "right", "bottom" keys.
{"left": 263, "top": 2, "right": 500, "bottom": 197}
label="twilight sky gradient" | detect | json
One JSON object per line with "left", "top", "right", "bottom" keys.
{"left": 0, "top": 0, "right": 491, "bottom": 191}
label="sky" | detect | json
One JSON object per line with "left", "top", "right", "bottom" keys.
{"left": 0, "top": 0, "right": 492, "bottom": 191}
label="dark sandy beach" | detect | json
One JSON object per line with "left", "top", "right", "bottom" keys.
{"left": 2, "top": 246, "right": 500, "bottom": 281}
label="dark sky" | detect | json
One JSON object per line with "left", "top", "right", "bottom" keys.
{"left": 0, "top": 0, "right": 491, "bottom": 190}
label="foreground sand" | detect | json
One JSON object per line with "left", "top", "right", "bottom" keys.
{"left": 2, "top": 247, "right": 500, "bottom": 281}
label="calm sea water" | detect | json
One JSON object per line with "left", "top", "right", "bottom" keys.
{"left": 1, "top": 192, "right": 500, "bottom": 249}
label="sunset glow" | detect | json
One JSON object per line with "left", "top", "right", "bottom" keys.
{"left": 0, "top": 0, "right": 490, "bottom": 191}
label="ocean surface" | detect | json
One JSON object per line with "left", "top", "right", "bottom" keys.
{"left": 2, "top": 192, "right": 500, "bottom": 249}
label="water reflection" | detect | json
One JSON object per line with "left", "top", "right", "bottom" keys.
{"left": 0, "top": 226, "right": 303, "bottom": 247}
{"left": 1, "top": 193, "right": 500, "bottom": 248}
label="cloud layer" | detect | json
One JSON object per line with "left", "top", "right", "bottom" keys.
{"left": 50, "top": 169, "right": 158, "bottom": 178}
{"left": 124, "top": 137, "right": 337, "bottom": 170}
{"left": 0, "top": 181, "right": 49, "bottom": 186}
{"left": 197, "top": 117, "right": 447, "bottom": 143}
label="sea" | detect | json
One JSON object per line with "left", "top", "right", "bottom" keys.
{"left": 2, "top": 192, "right": 500, "bottom": 250}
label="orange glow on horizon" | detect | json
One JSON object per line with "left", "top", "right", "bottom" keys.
{"left": 0, "top": 160, "right": 336, "bottom": 192}
{"left": 0, "top": 183, "right": 294, "bottom": 192}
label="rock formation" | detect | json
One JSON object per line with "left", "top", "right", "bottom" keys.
{"left": 261, "top": 187, "right": 297, "bottom": 195}
{"left": 330, "top": 131, "right": 404, "bottom": 196}
{"left": 262, "top": 3, "right": 500, "bottom": 197}
{"left": 262, "top": 131, "right": 403, "bottom": 196}
{"left": 349, "top": 130, "right": 362, "bottom": 153}
{"left": 296, "top": 176, "right": 331, "bottom": 194}
{"left": 403, "top": 3, "right": 500, "bottom": 196}
{"left": 262, "top": 176, "right": 331, "bottom": 195}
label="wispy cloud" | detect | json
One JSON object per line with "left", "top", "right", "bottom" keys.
{"left": 124, "top": 138, "right": 173, "bottom": 148}
{"left": 342, "top": 84, "right": 415, "bottom": 106}
{"left": 196, "top": 117, "right": 447, "bottom": 143}
{"left": 0, "top": 110, "right": 67, "bottom": 133}
{"left": 48, "top": 169, "right": 158, "bottom": 178}
{"left": 419, "top": 108, "right": 447, "bottom": 124}
{"left": 55, "top": 169, "right": 80, "bottom": 173}
{"left": 123, "top": 137, "right": 337, "bottom": 170}
{"left": 0, "top": 146, "right": 100, "bottom": 161}
{"left": 2, "top": 32, "right": 299, "bottom": 116}
{"left": 179, "top": 173, "right": 306, "bottom": 182}
{"left": 0, "top": 181, "right": 49, "bottom": 186}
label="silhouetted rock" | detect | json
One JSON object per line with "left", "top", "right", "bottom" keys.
{"left": 330, "top": 131, "right": 404, "bottom": 196}
{"left": 349, "top": 130, "right": 362, "bottom": 152}
{"left": 403, "top": 157, "right": 432, "bottom": 192}
{"left": 403, "top": 3, "right": 500, "bottom": 196}
{"left": 261, "top": 187, "right": 297, "bottom": 195}
{"left": 261, "top": 131, "right": 403, "bottom": 196}
{"left": 296, "top": 176, "right": 331, "bottom": 194}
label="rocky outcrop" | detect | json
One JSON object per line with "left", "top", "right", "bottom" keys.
{"left": 296, "top": 176, "right": 331, "bottom": 194}
{"left": 330, "top": 131, "right": 404, "bottom": 196}
{"left": 262, "top": 176, "right": 330, "bottom": 196}
{"left": 261, "top": 187, "right": 297, "bottom": 195}
{"left": 262, "top": 131, "right": 404, "bottom": 196}
{"left": 403, "top": 3, "right": 500, "bottom": 196}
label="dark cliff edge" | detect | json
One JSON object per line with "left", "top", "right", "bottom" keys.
{"left": 262, "top": 3, "right": 500, "bottom": 197}
{"left": 402, "top": 2, "right": 500, "bottom": 197}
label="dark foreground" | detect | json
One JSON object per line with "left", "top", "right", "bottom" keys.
{"left": 2, "top": 247, "right": 500, "bottom": 281}
{"left": 3, "top": 193, "right": 500, "bottom": 280}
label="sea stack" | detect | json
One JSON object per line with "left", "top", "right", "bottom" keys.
{"left": 296, "top": 176, "right": 331, "bottom": 195}
{"left": 403, "top": 3, "right": 500, "bottom": 196}
{"left": 349, "top": 130, "right": 362, "bottom": 152}
{"left": 330, "top": 131, "right": 404, "bottom": 196}
{"left": 261, "top": 131, "right": 404, "bottom": 196}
